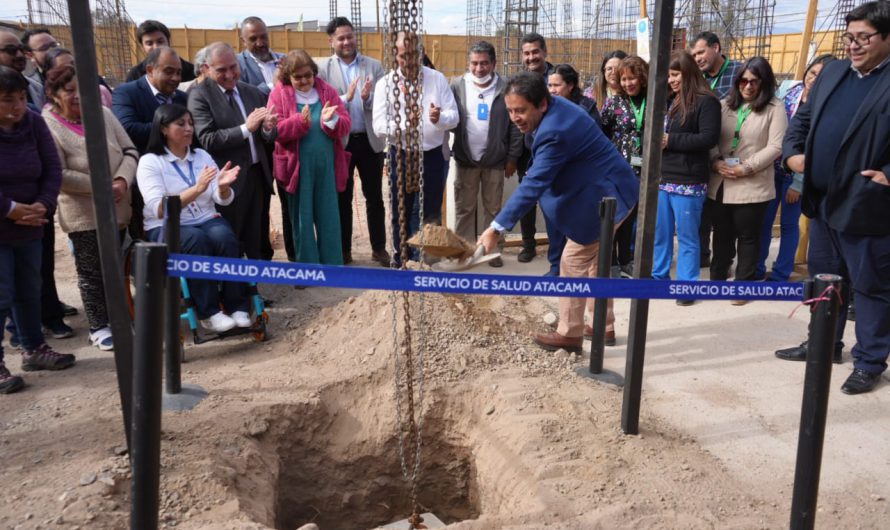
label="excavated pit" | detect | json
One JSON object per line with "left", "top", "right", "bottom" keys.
{"left": 224, "top": 384, "right": 482, "bottom": 530}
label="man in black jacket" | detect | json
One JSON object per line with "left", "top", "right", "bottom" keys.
{"left": 451, "top": 41, "right": 523, "bottom": 267}
{"left": 778, "top": 0, "right": 890, "bottom": 395}
{"left": 126, "top": 20, "right": 196, "bottom": 83}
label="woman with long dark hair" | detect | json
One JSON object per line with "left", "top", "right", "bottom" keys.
{"left": 595, "top": 50, "right": 628, "bottom": 107}
{"left": 709, "top": 57, "right": 787, "bottom": 302}
{"left": 548, "top": 63, "right": 601, "bottom": 125}
{"left": 755, "top": 54, "right": 835, "bottom": 281}
{"left": 653, "top": 51, "right": 721, "bottom": 303}
{"left": 136, "top": 104, "right": 250, "bottom": 333}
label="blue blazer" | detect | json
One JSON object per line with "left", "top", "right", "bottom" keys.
{"left": 495, "top": 96, "right": 639, "bottom": 245}
{"left": 236, "top": 50, "right": 284, "bottom": 98}
{"left": 112, "top": 76, "right": 187, "bottom": 153}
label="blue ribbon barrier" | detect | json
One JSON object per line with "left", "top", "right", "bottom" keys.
{"left": 167, "top": 253, "right": 805, "bottom": 301}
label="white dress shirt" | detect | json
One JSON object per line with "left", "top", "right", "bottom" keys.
{"left": 217, "top": 84, "right": 259, "bottom": 164}
{"left": 136, "top": 147, "right": 234, "bottom": 231}
{"left": 372, "top": 65, "right": 458, "bottom": 151}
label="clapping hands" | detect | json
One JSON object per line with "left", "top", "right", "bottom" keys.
{"left": 321, "top": 101, "right": 337, "bottom": 124}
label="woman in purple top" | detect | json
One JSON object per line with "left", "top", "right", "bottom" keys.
{"left": 0, "top": 66, "right": 75, "bottom": 394}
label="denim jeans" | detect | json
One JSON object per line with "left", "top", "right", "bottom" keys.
{"left": 653, "top": 190, "right": 706, "bottom": 281}
{"left": 756, "top": 172, "right": 801, "bottom": 281}
{"left": 388, "top": 146, "right": 448, "bottom": 264}
{"left": 148, "top": 216, "right": 247, "bottom": 320}
{"left": 0, "top": 239, "right": 44, "bottom": 361}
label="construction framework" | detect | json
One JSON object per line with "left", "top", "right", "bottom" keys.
{"left": 26, "top": 0, "right": 134, "bottom": 86}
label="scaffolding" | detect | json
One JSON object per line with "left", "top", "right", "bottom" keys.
{"left": 26, "top": 0, "right": 135, "bottom": 86}
{"left": 351, "top": 0, "right": 363, "bottom": 51}
{"left": 502, "top": 0, "right": 540, "bottom": 76}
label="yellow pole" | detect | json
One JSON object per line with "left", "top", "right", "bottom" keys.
{"left": 640, "top": 0, "right": 648, "bottom": 19}
{"left": 795, "top": 0, "right": 819, "bottom": 79}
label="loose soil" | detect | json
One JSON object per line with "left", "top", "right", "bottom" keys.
{"left": 1, "top": 196, "right": 887, "bottom": 529}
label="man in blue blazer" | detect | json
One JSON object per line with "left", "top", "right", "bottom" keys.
{"left": 479, "top": 72, "right": 639, "bottom": 353}
{"left": 112, "top": 46, "right": 187, "bottom": 239}
{"left": 235, "top": 17, "right": 284, "bottom": 98}
{"left": 779, "top": 0, "right": 890, "bottom": 395}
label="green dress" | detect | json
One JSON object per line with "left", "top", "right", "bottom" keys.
{"left": 287, "top": 100, "right": 343, "bottom": 265}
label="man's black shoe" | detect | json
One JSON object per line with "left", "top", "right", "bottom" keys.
{"left": 847, "top": 303, "right": 856, "bottom": 321}
{"left": 775, "top": 341, "right": 843, "bottom": 364}
{"left": 61, "top": 302, "right": 78, "bottom": 317}
{"left": 841, "top": 369, "right": 882, "bottom": 395}
{"left": 518, "top": 246, "right": 536, "bottom": 263}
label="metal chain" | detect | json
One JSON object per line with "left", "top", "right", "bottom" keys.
{"left": 385, "top": 1, "right": 425, "bottom": 527}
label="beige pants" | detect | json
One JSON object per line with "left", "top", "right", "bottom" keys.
{"left": 453, "top": 165, "right": 505, "bottom": 245}
{"left": 556, "top": 238, "right": 616, "bottom": 338}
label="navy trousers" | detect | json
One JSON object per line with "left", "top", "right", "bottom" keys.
{"left": 808, "top": 211, "right": 890, "bottom": 374}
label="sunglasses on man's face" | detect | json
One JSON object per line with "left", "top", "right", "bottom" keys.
{"left": 0, "top": 44, "right": 26, "bottom": 55}
{"left": 739, "top": 78, "right": 761, "bottom": 88}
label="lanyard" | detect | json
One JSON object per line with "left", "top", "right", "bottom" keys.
{"left": 708, "top": 59, "right": 730, "bottom": 90}
{"left": 731, "top": 104, "right": 753, "bottom": 152}
{"left": 664, "top": 99, "right": 674, "bottom": 133}
{"left": 170, "top": 160, "right": 196, "bottom": 187}
{"left": 629, "top": 97, "right": 646, "bottom": 132}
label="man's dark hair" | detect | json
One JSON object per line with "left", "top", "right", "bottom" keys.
{"left": 326, "top": 16, "right": 354, "bottom": 36}
{"left": 44, "top": 47, "right": 72, "bottom": 72}
{"left": 505, "top": 71, "right": 552, "bottom": 107}
{"left": 726, "top": 56, "right": 777, "bottom": 113}
{"left": 845, "top": 1, "right": 890, "bottom": 35}
{"left": 137, "top": 20, "right": 171, "bottom": 44}
{"left": 0, "top": 65, "right": 28, "bottom": 94}
{"left": 694, "top": 31, "right": 721, "bottom": 51}
{"left": 468, "top": 40, "right": 496, "bottom": 63}
{"left": 145, "top": 46, "right": 178, "bottom": 69}
{"left": 521, "top": 32, "right": 546, "bottom": 51}
{"left": 146, "top": 103, "right": 191, "bottom": 155}
{"left": 21, "top": 28, "right": 51, "bottom": 48}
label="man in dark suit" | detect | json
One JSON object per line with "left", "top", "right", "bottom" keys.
{"left": 126, "top": 20, "right": 196, "bottom": 83}
{"left": 112, "top": 46, "right": 187, "bottom": 239}
{"left": 318, "top": 16, "right": 388, "bottom": 266}
{"left": 236, "top": 16, "right": 284, "bottom": 98}
{"left": 778, "top": 0, "right": 890, "bottom": 395}
{"left": 188, "top": 42, "right": 277, "bottom": 260}
{"left": 479, "top": 72, "right": 639, "bottom": 353}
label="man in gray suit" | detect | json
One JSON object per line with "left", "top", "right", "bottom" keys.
{"left": 317, "top": 17, "right": 389, "bottom": 267}
{"left": 188, "top": 42, "right": 277, "bottom": 260}
{"left": 236, "top": 16, "right": 284, "bottom": 98}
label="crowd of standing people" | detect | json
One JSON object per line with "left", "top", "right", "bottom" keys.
{"left": 1, "top": 0, "right": 889, "bottom": 396}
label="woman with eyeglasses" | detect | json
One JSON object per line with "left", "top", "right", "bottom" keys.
{"left": 594, "top": 50, "right": 628, "bottom": 108}
{"left": 710, "top": 57, "right": 787, "bottom": 302}
{"left": 267, "top": 50, "right": 350, "bottom": 265}
{"left": 653, "top": 51, "right": 721, "bottom": 302}
{"left": 755, "top": 54, "right": 836, "bottom": 282}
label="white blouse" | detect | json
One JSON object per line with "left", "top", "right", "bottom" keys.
{"left": 136, "top": 147, "right": 234, "bottom": 231}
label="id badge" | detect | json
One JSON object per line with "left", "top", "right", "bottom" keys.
{"left": 186, "top": 201, "right": 202, "bottom": 218}
{"left": 477, "top": 102, "right": 489, "bottom": 121}
{"left": 630, "top": 156, "right": 643, "bottom": 167}
{"left": 725, "top": 157, "right": 741, "bottom": 167}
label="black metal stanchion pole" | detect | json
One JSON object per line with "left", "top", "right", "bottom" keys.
{"left": 130, "top": 243, "right": 166, "bottom": 530}
{"left": 790, "top": 273, "right": 843, "bottom": 530}
{"left": 163, "top": 196, "right": 182, "bottom": 395}
{"left": 589, "top": 197, "right": 617, "bottom": 374}
{"left": 621, "top": 0, "right": 674, "bottom": 435}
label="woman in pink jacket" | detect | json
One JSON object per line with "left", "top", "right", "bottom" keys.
{"left": 268, "top": 50, "right": 351, "bottom": 264}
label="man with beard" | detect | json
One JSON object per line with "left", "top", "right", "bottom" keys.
{"left": 318, "top": 17, "right": 389, "bottom": 266}
{"left": 236, "top": 17, "right": 284, "bottom": 98}
{"left": 0, "top": 30, "right": 43, "bottom": 108}
{"left": 21, "top": 29, "right": 58, "bottom": 85}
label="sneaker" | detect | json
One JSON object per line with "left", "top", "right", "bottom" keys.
{"left": 8, "top": 333, "right": 22, "bottom": 350}
{"left": 61, "top": 302, "right": 79, "bottom": 317}
{"left": 88, "top": 327, "right": 114, "bottom": 351}
{"left": 0, "top": 362, "right": 25, "bottom": 394}
{"left": 518, "top": 246, "right": 536, "bottom": 263}
{"left": 43, "top": 320, "right": 74, "bottom": 339}
{"left": 372, "top": 249, "right": 392, "bottom": 268}
{"left": 543, "top": 267, "right": 559, "bottom": 277}
{"left": 488, "top": 256, "right": 504, "bottom": 268}
{"left": 619, "top": 263, "right": 634, "bottom": 279}
{"left": 200, "top": 311, "right": 236, "bottom": 333}
{"left": 231, "top": 311, "right": 252, "bottom": 328}
{"left": 21, "top": 343, "right": 76, "bottom": 371}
